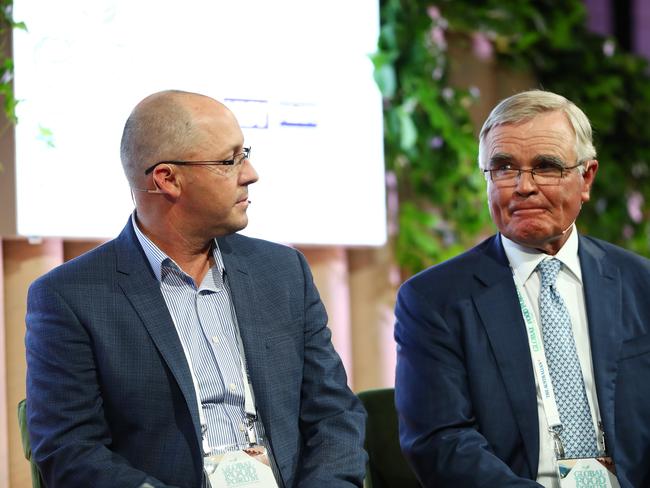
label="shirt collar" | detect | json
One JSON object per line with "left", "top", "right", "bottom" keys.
{"left": 501, "top": 224, "right": 582, "bottom": 285}
{"left": 131, "top": 212, "right": 226, "bottom": 284}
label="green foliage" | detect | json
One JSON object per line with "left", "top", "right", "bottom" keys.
{"left": 0, "top": 0, "right": 24, "bottom": 173}
{"left": 373, "top": 0, "right": 491, "bottom": 273}
{"left": 0, "top": 0, "right": 23, "bottom": 123}
{"left": 376, "top": 0, "right": 650, "bottom": 273}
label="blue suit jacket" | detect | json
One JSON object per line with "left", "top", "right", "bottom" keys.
{"left": 26, "top": 220, "right": 366, "bottom": 488}
{"left": 395, "top": 234, "right": 650, "bottom": 488}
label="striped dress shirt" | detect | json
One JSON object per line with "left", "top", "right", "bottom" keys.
{"left": 132, "top": 216, "right": 278, "bottom": 485}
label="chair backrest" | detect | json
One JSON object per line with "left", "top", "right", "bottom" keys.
{"left": 17, "top": 399, "right": 44, "bottom": 488}
{"left": 358, "top": 388, "right": 420, "bottom": 488}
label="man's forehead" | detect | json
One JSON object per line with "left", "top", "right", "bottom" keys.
{"left": 486, "top": 117, "right": 575, "bottom": 154}
{"left": 487, "top": 111, "right": 573, "bottom": 136}
{"left": 487, "top": 129, "right": 573, "bottom": 147}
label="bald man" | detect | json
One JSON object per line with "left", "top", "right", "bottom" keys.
{"left": 25, "top": 90, "right": 366, "bottom": 488}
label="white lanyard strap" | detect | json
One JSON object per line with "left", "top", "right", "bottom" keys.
{"left": 228, "top": 294, "right": 259, "bottom": 445}
{"left": 233, "top": 328, "right": 257, "bottom": 419}
{"left": 238, "top": 352, "right": 258, "bottom": 445}
{"left": 513, "top": 275, "right": 563, "bottom": 430}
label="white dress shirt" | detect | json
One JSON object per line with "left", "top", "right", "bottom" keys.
{"left": 501, "top": 227, "right": 603, "bottom": 488}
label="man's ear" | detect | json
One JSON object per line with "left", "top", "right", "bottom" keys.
{"left": 152, "top": 164, "right": 182, "bottom": 198}
{"left": 581, "top": 159, "right": 598, "bottom": 203}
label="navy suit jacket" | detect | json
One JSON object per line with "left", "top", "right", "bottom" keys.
{"left": 26, "top": 220, "right": 366, "bottom": 488}
{"left": 395, "top": 234, "right": 650, "bottom": 488}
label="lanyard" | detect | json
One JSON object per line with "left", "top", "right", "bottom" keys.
{"left": 511, "top": 271, "right": 605, "bottom": 458}
{"left": 235, "top": 337, "right": 259, "bottom": 446}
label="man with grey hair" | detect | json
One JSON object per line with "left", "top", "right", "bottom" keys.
{"left": 395, "top": 90, "right": 650, "bottom": 487}
{"left": 26, "top": 90, "right": 367, "bottom": 488}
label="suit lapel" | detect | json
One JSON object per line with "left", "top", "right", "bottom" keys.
{"left": 217, "top": 237, "right": 273, "bottom": 432}
{"left": 114, "top": 222, "right": 202, "bottom": 442}
{"left": 578, "top": 237, "right": 622, "bottom": 458}
{"left": 217, "top": 237, "right": 288, "bottom": 487}
{"left": 472, "top": 236, "right": 540, "bottom": 477}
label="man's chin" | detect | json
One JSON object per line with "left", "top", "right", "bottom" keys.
{"left": 211, "top": 217, "right": 249, "bottom": 238}
{"left": 230, "top": 216, "right": 249, "bottom": 234}
{"left": 507, "top": 231, "right": 568, "bottom": 255}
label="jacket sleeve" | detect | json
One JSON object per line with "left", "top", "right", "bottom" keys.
{"left": 394, "top": 279, "right": 543, "bottom": 488}
{"left": 25, "top": 278, "right": 179, "bottom": 488}
{"left": 292, "top": 251, "right": 368, "bottom": 487}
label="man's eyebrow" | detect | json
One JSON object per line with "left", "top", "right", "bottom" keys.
{"left": 488, "top": 153, "right": 515, "bottom": 167}
{"left": 532, "top": 154, "right": 566, "bottom": 166}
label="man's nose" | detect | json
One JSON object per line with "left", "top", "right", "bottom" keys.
{"left": 240, "top": 158, "right": 259, "bottom": 185}
{"left": 516, "top": 170, "right": 537, "bottom": 189}
{"left": 514, "top": 169, "right": 538, "bottom": 193}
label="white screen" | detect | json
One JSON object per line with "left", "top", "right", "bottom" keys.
{"left": 12, "top": 0, "right": 386, "bottom": 245}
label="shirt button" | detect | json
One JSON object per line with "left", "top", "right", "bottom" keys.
{"left": 229, "top": 383, "right": 236, "bottom": 392}
{"left": 212, "top": 336, "right": 220, "bottom": 345}
{"left": 239, "top": 423, "right": 246, "bottom": 432}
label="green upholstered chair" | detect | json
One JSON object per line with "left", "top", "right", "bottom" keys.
{"left": 358, "top": 388, "right": 420, "bottom": 488}
{"left": 17, "top": 399, "right": 44, "bottom": 488}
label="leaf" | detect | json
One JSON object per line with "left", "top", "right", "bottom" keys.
{"left": 397, "top": 107, "right": 417, "bottom": 152}
{"left": 37, "top": 125, "right": 55, "bottom": 148}
{"left": 373, "top": 63, "right": 396, "bottom": 98}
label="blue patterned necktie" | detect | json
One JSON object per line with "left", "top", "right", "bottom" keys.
{"left": 537, "top": 258, "right": 599, "bottom": 458}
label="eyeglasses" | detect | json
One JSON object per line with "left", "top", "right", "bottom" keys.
{"left": 144, "top": 147, "right": 251, "bottom": 175}
{"left": 482, "top": 161, "right": 585, "bottom": 187}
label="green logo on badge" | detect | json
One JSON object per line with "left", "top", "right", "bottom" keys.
{"left": 575, "top": 465, "right": 607, "bottom": 488}
{"left": 223, "top": 461, "right": 259, "bottom": 486}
